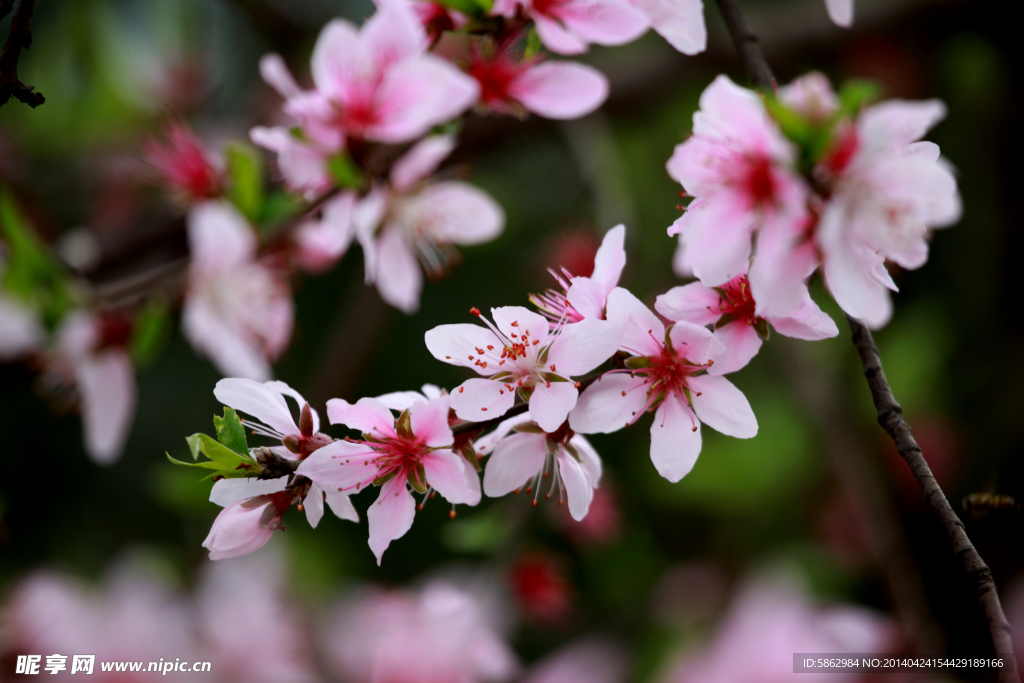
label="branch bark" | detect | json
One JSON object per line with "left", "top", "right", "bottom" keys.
{"left": 713, "top": 0, "right": 1018, "bottom": 673}
{"left": 0, "top": 0, "right": 44, "bottom": 109}
{"left": 847, "top": 316, "right": 1017, "bottom": 672}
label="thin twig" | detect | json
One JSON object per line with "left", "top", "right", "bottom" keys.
{"left": 713, "top": 0, "right": 1018, "bottom": 672}
{"left": 848, "top": 317, "right": 1018, "bottom": 673}
{"left": 0, "top": 0, "right": 44, "bottom": 109}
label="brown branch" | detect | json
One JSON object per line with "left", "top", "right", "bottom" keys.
{"left": 713, "top": 0, "right": 1018, "bottom": 672}
{"left": 848, "top": 317, "right": 1018, "bottom": 673}
{"left": 0, "top": 0, "right": 44, "bottom": 109}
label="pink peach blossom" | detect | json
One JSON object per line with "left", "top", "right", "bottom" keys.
{"left": 492, "top": 0, "right": 648, "bottom": 56}
{"left": 532, "top": 224, "right": 625, "bottom": 325}
{"left": 655, "top": 264, "right": 837, "bottom": 374}
{"left": 182, "top": 201, "right": 293, "bottom": 381}
{"left": 522, "top": 637, "right": 628, "bottom": 683}
{"left": 203, "top": 493, "right": 289, "bottom": 561}
{"left": 144, "top": 122, "right": 222, "bottom": 201}
{"left": 297, "top": 393, "right": 480, "bottom": 564}
{"left": 426, "top": 305, "right": 622, "bottom": 431}
{"left": 569, "top": 288, "right": 756, "bottom": 482}
{"left": 625, "top": 0, "right": 706, "bottom": 55}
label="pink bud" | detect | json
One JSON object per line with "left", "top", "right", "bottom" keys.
{"left": 201, "top": 494, "right": 284, "bottom": 561}
{"left": 144, "top": 122, "right": 222, "bottom": 201}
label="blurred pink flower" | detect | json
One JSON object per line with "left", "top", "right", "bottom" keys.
{"left": 824, "top": 0, "right": 853, "bottom": 27}
{"left": 182, "top": 201, "right": 293, "bottom": 381}
{"left": 522, "top": 637, "right": 628, "bottom": 683}
{"left": 297, "top": 393, "right": 480, "bottom": 564}
{"left": 655, "top": 263, "right": 837, "bottom": 375}
{"left": 325, "top": 581, "right": 518, "bottom": 683}
{"left": 558, "top": 483, "right": 622, "bottom": 544}
{"left": 0, "top": 256, "right": 43, "bottom": 358}
{"left": 667, "top": 75, "right": 807, "bottom": 303}
{"left": 660, "top": 572, "right": 894, "bottom": 683}
{"left": 426, "top": 305, "right": 622, "bottom": 431}
{"left": 511, "top": 554, "right": 574, "bottom": 627}
{"left": 532, "top": 224, "right": 625, "bottom": 325}
{"left": 292, "top": 192, "right": 361, "bottom": 272}
{"left": 468, "top": 41, "right": 609, "bottom": 120}
{"left": 477, "top": 412, "right": 603, "bottom": 520}
{"left": 624, "top": 0, "right": 706, "bottom": 55}
{"left": 144, "top": 122, "right": 222, "bottom": 201}
{"left": 54, "top": 310, "right": 137, "bottom": 465}
{"left": 570, "top": 288, "right": 757, "bottom": 482}
{"left": 491, "top": 0, "right": 648, "bottom": 56}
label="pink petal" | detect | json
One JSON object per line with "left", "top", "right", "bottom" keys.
{"left": 654, "top": 282, "right": 722, "bottom": 326}
{"left": 369, "top": 55, "right": 479, "bottom": 143}
{"left": 692, "top": 75, "right": 790, "bottom": 159}
{"left": 187, "top": 201, "right": 256, "bottom": 275}
{"left": 424, "top": 324, "right": 504, "bottom": 376}
{"left": 632, "top": 0, "right": 706, "bottom": 54}
{"left": 367, "top": 477, "right": 416, "bottom": 565}
{"left": 259, "top": 53, "right": 302, "bottom": 99}
{"left": 508, "top": 61, "right": 609, "bottom": 120}
{"left": 529, "top": 380, "right": 579, "bottom": 432}
{"left": 556, "top": 448, "right": 595, "bottom": 521}
{"left": 374, "top": 227, "right": 423, "bottom": 314}
{"left": 326, "top": 397, "right": 397, "bottom": 438}
{"left": 310, "top": 19, "right": 362, "bottom": 99}
{"left": 474, "top": 412, "right": 533, "bottom": 455}
{"left": 591, "top": 224, "right": 626, "bottom": 294}
{"left": 571, "top": 435, "right": 603, "bottom": 484}
{"left": 203, "top": 501, "right": 275, "bottom": 561}
{"left": 390, "top": 135, "right": 456, "bottom": 192}
{"left": 649, "top": 395, "right": 701, "bottom": 482}
{"left": 375, "top": 390, "right": 431, "bottom": 412}
{"left": 859, "top": 100, "right": 946, "bottom": 149}
{"left": 491, "top": 305, "right": 550, "bottom": 345}
{"left": 556, "top": 0, "right": 649, "bottom": 46}
{"left": 325, "top": 491, "right": 360, "bottom": 522}
{"left": 182, "top": 297, "right": 272, "bottom": 381}
{"left": 688, "top": 374, "right": 757, "bottom": 438}
{"left": 606, "top": 287, "right": 664, "bottom": 357}
{"left": 748, "top": 215, "right": 818, "bottom": 318}
{"left": 422, "top": 450, "right": 481, "bottom": 505}
{"left": 450, "top": 377, "right": 517, "bottom": 422}
{"left": 295, "top": 192, "right": 357, "bottom": 272}
{"left": 213, "top": 378, "right": 298, "bottom": 436}
{"left": 264, "top": 380, "right": 318, "bottom": 432}
{"left": 354, "top": 188, "right": 388, "bottom": 284}
{"left": 566, "top": 277, "right": 608, "bottom": 320}
{"left": 569, "top": 372, "right": 648, "bottom": 434}
{"left": 78, "top": 350, "right": 136, "bottom": 465}
{"left": 482, "top": 432, "right": 547, "bottom": 496}
{"left": 409, "top": 395, "right": 454, "bottom": 448}
{"left": 363, "top": 0, "right": 428, "bottom": 68}
{"left": 669, "top": 319, "right": 726, "bottom": 365}
{"left": 824, "top": 0, "right": 853, "bottom": 26}
{"left": 708, "top": 321, "right": 762, "bottom": 375}
{"left": 0, "top": 295, "right": 42, "bottom": 359}
{"left": 305, "top": 483, "right": 326, "bottom": 528}
{"left": 767, "top": 292, "right": 839, "bottom": 341}
{"left": 818, "top": 203, "right": 894, "bottom": 329}
{"left": 402, "top": 182, "right": 505, "bottom": 246}
{"left": 210, "top": 477, "right": 287, "bottom": 508}
{"left": 546, "top": 317, "right": 623, "bottom": 377}
{"left": 297, "top": 440, "right": 383, "bottom": 492}
{"left": 675, "top": 195, "right": 756, "bottom": 287}
{"left": 533, "top": 15, "right": 589, "bottom": 55}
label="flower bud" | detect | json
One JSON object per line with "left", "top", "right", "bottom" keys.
{"left": 202, "top": 494, "right": 285, "bottom": 561}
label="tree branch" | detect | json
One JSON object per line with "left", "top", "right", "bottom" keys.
{"left": 0, "top": 0, "right": 44, "bottom": 109}
{"left": 713, "top": 0, "right": 1018, "bottom": 673}
{"left": 847, "top": 316, "right": 1018, "bottom": 672}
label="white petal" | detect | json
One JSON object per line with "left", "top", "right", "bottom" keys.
{"left": 78, "top": 350, "right": 136, "bottom": 465}
{"left": 708, "top": 321, "right": 762, "bottom": 375}
{"left": 450, "top": 377, "right": 517, "bottom": 423}
{"left": 482, "top": 432, "right": 547, "bottom": 497}
{"left": 326, "top": 397, "right": 396, "bottom": 438}
{"left": 325, "top": 491, "right": 360, "bottom": 522}
{"left": 367, "top": 477, "right": 416, "bottom": 565}
{"left": 187, "top": 201, "right": 256, "bottom": 275}
{"left": 389, "top": 134, "right": 457, "bottom": 192}
{"left": 529, "top": 381, "right": 579, "bottom": 432}
{"left": 569, "top": 373, "right": 648, "bottom": 434}
{"left": 547, "top": 317, "right": 623, "bottom": 377}
{"left": 557, "top": 448, "right": 595, "bottom": 521}
{"left": 606, "top": 287, "right": 664, "bottom": 357}
{"left": 649, "top": 395, "right": 702, "bottom": 482}
{"left": 688, "top": 374, "right": 757, "bottom": 438}
{"left": 424, "top": 324, "right": 504, "bottom": 376}
{"left": 423, "top": 450, "right": 481, "bottom": 505}
{"left": 305, "top": 483, "right": 325, "bottom": 528}
{"left": 214, "top": 378, "right": 298, "bottom": 436}
{"left": 374, "top": 227, "right": 423, "bottom": 314}
{"left": 210, "top": 477, "right": 288, "bottom": 508}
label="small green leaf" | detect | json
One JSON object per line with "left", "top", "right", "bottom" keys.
{"left": 625, "top": 356, "right": 652, "bottom": 369}
{"left": 166, "top": 452, "right": 221, "bottom": 470}
{"left": 186, "top": 432, "right": 258, "bottom": 467}
{"left": 327, "top": 152, "right": 363, "bottom": 189}
{"left": 129, "top": 300, "right": 170, "bottom": 367}
{"left": 435, "top": 0, "right": 484, "bottom": 16}
{"left": 258, "top": 191, "right": 303, "bottom": 228}
{"left": 524, "top": 27, "right": 542, "bottom": 59}
{"left": 837, "top": 79, "right": 882, "bottom": 117}
{"left": 225, "top": 143, "right": 265, "bottom": 222}
{"left": 214, "top": 407, "right": 249, "bottom": 456}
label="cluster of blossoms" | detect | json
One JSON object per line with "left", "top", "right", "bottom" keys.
{"left": 667, "top": 72, "right": 960, "bottom": 330}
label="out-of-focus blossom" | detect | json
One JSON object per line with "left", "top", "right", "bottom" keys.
{"left": 297, "top": 393, "right": 480, "bottom": 564}
{"left": 659, "top": 572, "right": 895, "bottom": 683}
{"left": 777, "top": 71, "right": 839, "bottom": 123}
{"left": 522, "top": 637, "right": 628, "bottom": 683}
{"left": 325, "top": 580, "right": 518, "bottom": 683}
{"left": 196, "top": 552, "right": 317, "bottom": 682}
{"left": 363, "top": 135, "right": 506, "bottom": 313}
{"left": 491, "top": 0, "right": 648, "bottom": 56}
{"left": 511, "top": 554, "right": 574, "bottom": 626}
{"left": 824, "top": 0, "right": 853, "bottom": 27}
{"left": 54, "top": 310, "right": 137, "bottom": 465}
{"left": 375, "top": 382, "right": 445, "bottom": 411}
{"left": 625, "top": 0, "right": 706, "bottom": 55}
{"left": 570, "top": 288, "right": 757, "bottom": 483}
{"left": 0, "top": 267, "right": 43, "bottom": 359}
{"left": 468, "top": 40, "right": 609, "bottom": 120}
{"left": 477, "top": 412, "right": 602, "bottom": 520}
{"left": 426, "top": 305, "right": 622, "bottom": 431}
{"left": 655, "top": 264, "right": 837, "bottom": 375}
{"left": 250, "top": 123, "right": 336, "bottom": 198}
{"left": 182, "top": 201, "right": 293, "bottom": 381}
{"left": 254, "top": 1, "right": 478, "bottom": 165}
{"left": 293, "top": 192, "right": 360, "bottom": 272}
{"left": 532, "top": 224, "right": 625, "bottom": 325}
{"left": 815, "top": 97, "right": 960, "bottom": 329}
{"left": 202, "top": 493, "right": 289, "bottom": 561}
{"left": 407, "top": 0, "right": 470, "bottom": 40}
{"left": 667, "top": 75, "right": 807, "bottom": 302}
{"left": 557, "top": 482, "right": 621, "bottom": 544}
{"left": 144, "top": 122, "right": 222, "bottom": 202}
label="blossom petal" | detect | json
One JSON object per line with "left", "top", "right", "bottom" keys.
{"left": 410, "top": 395, "right": 454, "bottom": 448}
{"left": 533, "top": 15, "right": 589, "bottom": 55}
{"left": 569, "top": 372, "right": 648, "bottom": 434}
{"left": 450, "top": 377, "right": 517, "bottom": 422}
{"left": 78, "top": 350, "right": 136, "bottom": 465}
{"left": 768, "top": 292, "right": 839, "bottom": 341}
{"left": 295, "top": 192, "right": 356, "bottom": 272}
{"left": 669, "top": 319, "right": 726, "bottom": 365}
{"left": 259, "top": 53, "right": 302, "bottom": 99}
{"left": 297, "top": 440, "right": 383, "bottom": 493}
{"left": 650, "top": 395, "right": 702, "bottom": 482}
{"left": 557, "top": 448, "right": 595, "bottom": 521}
{"left": 571, "top": 434, "right": 603, "bottom": 485}
{"left": 0, "top": 295, "right": 43, "bottom": 359}
{"left": 187, "top": 201, "right": 256, "bottom": 274}
{"left": 688, "top": 374, "right": 757, "bottom": 438}
{"left": 210, "top": 477, "right": 288, "bottom": 508}
{"left": 566, "top": 277, "right": 608, "bottom": 320}
{"left": 182, "top": 297, "right": 273, "bottom": 381}
{"left": 824, "top": 0, "right": 852, "bottom": 26}
{"left": 547, "top": 317, "right": 622, "bottom": 377}
{"left": 557, "top": 0, "right": 649, "bottom": 46}
{"left": 860, "top": 99, "right": 945, "bottom": 149}
{"left": 675, "top": 195, "right": 756, "bottom": 287}
{"left": 424, "top": 324, "right": 504, "bottom": 376}
{"left": 375, "top": 390, "right": 430, "bottom": 412}
{"left": 389, "top": 135, "right": 456, "bottom": 192}
{"left": 606, "top": 287, "right": 664, "bottom": 357}
{"left": 325, "top": 491, "right": 360, "bottom": 522}
{"left": 402, "top": 182, "right": 505, "bottom": 246}
{"left": 655, "top": 282, "right": 722, "bottom": 326}
{"left": 375, "top": 227, "right": 423, "bottom": 314}
{"left": 326, "top": 397, "right": 397, "bottom": 438}
{"left": 362, "top": 0, "right": 428, "bottom": 66}
{"left": 214, "top": 378, "right": 298, "bottom": 436}
{"left": 508, "top": 61, "right": 609, "bottom": 120}
{"left": 633, "top": 0, "right": 707, "bottom": 54}
{"left": 310, "top": 19, "right": 361, "bottom": 99}
{"left": 491, "top": 306, "right": 549, "bottom": 346}
{"left": 483, "top": 432, "right": 547, "bottom": 496}
{"left": 264, "top": 380, "right": 319, "bottom": 433}
{"left": 367, "top": 477, "right": 416, "bottom": 565}
{"left": 529, "top": 380, "right": 579, "bottom": 432}
{"left": 423, "top": 450, "right": 481, "bottom": 505}
{"left": 591, "top": 224, "right": 626, "bottom": 294}
{"left": 305, "top": 483, "right": 326, "bottom": 528}
{"left": 708, "top": 321, "right": 762, "bottom": 375}
{"left": 473, "top": 412, "right": 533, "bottom": 455}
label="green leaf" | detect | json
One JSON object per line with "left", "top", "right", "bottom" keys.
{"left": 837, "top": 79, "right": 882, "bottom": 117}
{"left": 524, "top": 26, "right": 542, "bottom": 59}
{"left": 327, "top": 152, "right": 363, "bottom": 189}
{"left": 225, "top": 143, "right": 265, "bottom": 222}
{"left": 166, "top": 452, "right": 221, "bottom": 470}
{"left": 213, "top": 407, "right": 249, "bottom": 456}
{"left": 258, "top": 191, "right": 303, "bottom": 227}
{"left": 129, "top": 300, "right": 170, "bottom": 367}
{"left": 187, "top": 432, "right": 255, "bottom": 466}
{"left": 435, "top": 0, "right": 484, "bottom": 16}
